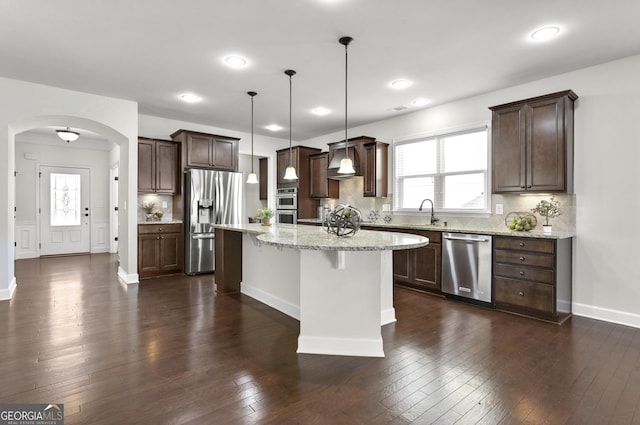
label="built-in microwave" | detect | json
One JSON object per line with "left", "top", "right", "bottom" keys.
{"left": 276, "top": 209, "right": 297, "bottom": 224}
{"left": 276, "top": 188, "right": 297, "bottom": 210}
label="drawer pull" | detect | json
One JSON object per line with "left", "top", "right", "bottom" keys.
{"left": 519, "top": 242, "right": 525, "bottom": 247}
{"left": 519, "top": 291, "right": 525, "bottom": 296}
{"left": 519, "top": 256, "right": 525, "bottom": 261}
{"left": 156, "top": 236, "right": 160, "bottom": 240}
{"left": 158, "top": 228, "right": 163, "bottom": 232}
{"left": 519, "top": 271, "right": 525, "bottom": 276}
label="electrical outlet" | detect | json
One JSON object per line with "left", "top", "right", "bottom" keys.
{"left": 495, "top": 203, "right": 504, "bottom": 215}
{"left": 382, "top": 203, "right": 391, "bottom": 212}
{"left": 162, "top": 201, "right": 168, "bottom": 209}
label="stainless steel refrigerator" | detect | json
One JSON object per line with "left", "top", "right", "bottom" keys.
{"left": 184, "top": 168, "right": 244, "bottom": 275}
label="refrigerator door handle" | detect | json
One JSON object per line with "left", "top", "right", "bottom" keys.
{"left": 191, "top": 233, "right": 215, "bottom": 240}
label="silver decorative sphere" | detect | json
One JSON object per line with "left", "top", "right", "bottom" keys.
{"left": 323, "top": 204, "right": 361, "bottom": 237}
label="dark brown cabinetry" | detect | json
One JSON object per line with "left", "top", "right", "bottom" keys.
{"left": 493, "top": 236, "right": 572, "bottom": 323}
{"left": 276, "top": 146, "right": 321, "bottom": 219}
{"left": 138, "top": 138, "right": 179, "bottom": 194}
{"left": 327, "top": 136, "right": 388, "bottom": 197}
{"left": 364, "top": 226, "right": 441, "bottom": 294}
{"left": 310, "top": 152, "right": 339, "bottom": 199}
{"left": 259, "top": 157, "right": 268, "bottom": 201}
{"left": 490, "top": 90, "right": 577, "bottom": 193}
{"left": 138, "top": 224, "right": 184, "bottom": 279}
{"left": 171, "top": 129, "right": 239, "bottom": 171}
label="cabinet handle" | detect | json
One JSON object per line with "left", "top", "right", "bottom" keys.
{"left": 158, "top": 228, "right": 163, "bottom": 232}
{"left": 161, "top": 236, "right": 164, "bottom": 239}
{"left": 527, "top": 185, "right": 532, "bottom": 189}
{"left": 519, "top": 256, "right": 525, "bottom": 261}
{"left": 519, "top": 291, "right": 525, "bottom": 296}
{"left": 519, "top": 242, "right": 525, "bottom": 247}
{"left": 520, "top": 185, "right": 525, "bottom": 189}
{"left": 156, "top": 236, "right": 160, "bottom": 240}
{"left": 519, "top": 271, "right": 525, "bottom": 276}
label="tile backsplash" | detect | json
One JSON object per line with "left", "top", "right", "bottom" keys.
{"left": 137, "top": 194, "right": 174, "bottom": 222}
{"left": 327, "top": 176, "right": 575, "bottom": 233}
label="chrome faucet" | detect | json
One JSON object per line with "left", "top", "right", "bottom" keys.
{"left": 419, "top": 198, "right": 439, "bottom": 225}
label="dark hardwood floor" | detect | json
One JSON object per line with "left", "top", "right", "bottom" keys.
{"left": 2, "top": 254, "right": 639, "bottom": 424}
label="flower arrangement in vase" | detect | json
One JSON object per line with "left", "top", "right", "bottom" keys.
{"left": 531, "top": 196, "right": 561, "bottom": 233}
{"left": 141, "top": 201, "right": 156, "bottom": 221}
{"left": 256, "top": 207, "right": 274, "bottom": 226}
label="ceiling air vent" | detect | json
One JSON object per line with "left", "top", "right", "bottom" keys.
{"left": 391, "top": 105, "right": 409, "bottom": 112}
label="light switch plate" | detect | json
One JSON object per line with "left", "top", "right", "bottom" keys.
{"left": 495, "top": 203, "right": 504, "bottom": 215}
{"left": 162, "top": 201, "right": 168, "bottom": 209}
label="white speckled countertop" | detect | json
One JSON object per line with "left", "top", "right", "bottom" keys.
{"left": 297, "top": 219, "right": 575, "bottom": 240}
{"left": 211, "top": 223, "right": 429, "bottom": 251}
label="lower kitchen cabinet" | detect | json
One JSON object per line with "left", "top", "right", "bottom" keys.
{"left": 138, "top": 224, "right": 184, "bottom": 279}
{"left": 365, "top": 226, "right": 441, "bottom": 294}
{"left": 493, "top": 235, "right": 572, "bottom": 323}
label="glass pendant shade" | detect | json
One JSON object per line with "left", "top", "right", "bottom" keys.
{"left": 246, "top": 172, "right": 258, "bottom": 184}
{"left": 337, "top": 157, "right": 356, "bottom": 174}
{"left": 56, "top": 127, "right": 79, "bottom": 142}
{"left": 284, "top": 165, "right": 298, "bottom": 180}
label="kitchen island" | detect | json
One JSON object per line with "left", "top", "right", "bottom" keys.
{"left": 212, "top": 223, "right": 428, "bottom": 357}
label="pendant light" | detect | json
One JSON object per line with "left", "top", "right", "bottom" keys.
{"left": 246, "top": 91, "right": 259, "bottom": 184}
{"left": 283, "top": 69, "right": 298, "bottom": 180}
{"left": 337, "top": 36, "right": 356, "bottom": 175}
{"left": 56, "top": 127, "right": 80, "bottom": 143}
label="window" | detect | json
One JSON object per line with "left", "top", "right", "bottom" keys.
{"left": 51, "top": 173, "right": 81, "bottom": 226}
{"left": 394, "top": 126, "right": 489, "bottom": 214}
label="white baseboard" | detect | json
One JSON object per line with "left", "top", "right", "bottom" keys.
{"left": 15, "top": 250, "right": 38, "bottom": 260}
{"left": 0, "top": 277, "right": 17, "bottom": 301}
{"left": 91, "top": 247, "right": 111, "bottom": 254}
{"left": 118, "top": 267, "right": 139, "bottom": 285}
{"left": 297, "top": 335, "right": 384, "bottom": 357}
{"left": 381, "top": 307, "right": 397, "bottom": 326}
{"left": 241, "top": 283, "right": 300, "bottom": 321}
{"left": 573, "top": 302, "right": 640, "bottom": 329}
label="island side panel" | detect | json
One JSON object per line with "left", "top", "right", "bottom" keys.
{"left": 297, "top": 250, "right": 392, "bottom": 358}
{"left": 214, "top": 228, "right": 242, "bottom": 294}
{"left": 240, "top": 233, "right": 301, "bottom": 320}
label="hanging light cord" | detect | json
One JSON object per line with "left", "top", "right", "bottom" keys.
{"left": 251, "top": 93, "right": 255, "bottom": 173}
{"left": 344, "top": 39, "right": 349, "bottom": 158}
{"left": 288, "top": 71, "right": 293, "bottom": 166}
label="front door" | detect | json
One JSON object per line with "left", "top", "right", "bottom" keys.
{"left": 39, "top": 166, "right": 91, "bottom": 256}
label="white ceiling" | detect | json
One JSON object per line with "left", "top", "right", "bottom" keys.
{"left": 2, "top": 0, "right": 640, "bottom": 141}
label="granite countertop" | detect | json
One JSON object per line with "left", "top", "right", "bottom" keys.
{"left": 138, "top": 219, "right": 183, "bottom": 225}
{"left": 211, "top": 223, "right": 429, "bottom": 251}
{"left": 296, "top": 218, "right": 575, "bottom": 240}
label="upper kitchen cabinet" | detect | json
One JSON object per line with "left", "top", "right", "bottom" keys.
{"left": 171, "top": 129, "right": 239, "bottom": 171}
{"left": 490, "top": 90, "right": 577, "bottom": 194}
{"left": 310, "top": 152, "right": 339, "bottom": 199}
{"left": 138, "top": 137, "right": 179, "bottom": 194}
{"left": 276, "top": 146, "right": 321, "bottom": 188}
{"left": 259, "top": 157, "right": 268, "bottom": 201}
{"left": 327, "top": 136, "right": 388, "bottom": 197}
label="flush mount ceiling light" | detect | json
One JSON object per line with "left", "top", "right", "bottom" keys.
{"left": 311, "top": 106, "right": 331, "bottom": 116}
{"left": 390, "top": 79, "right": 412, "bottom": 90}
{"left": 337, "top": 36, "right": 356, "bottom": 175}
{"left": 179, "top": 93, "right": 202, "bottom": 103}
{"left": 224, "top": 55, "right": 247, "bottom": 69}
{"left": 56, "top": 127, "right": 79, "bottom": 143}
{"left": 246, "top": 91, "right": 259, "bottom": 184}
{"left": 283, "top": 69, "right": 298, "bottom": 181}
{"left": 531, "top": 26, "right": 561, "bottom": 41}
{"left": 265, "top": 124, "right": 283, "bottom": 132}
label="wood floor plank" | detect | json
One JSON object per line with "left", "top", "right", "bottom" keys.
{"left": 2, "top": 254, "right": 639, "bottom": 424}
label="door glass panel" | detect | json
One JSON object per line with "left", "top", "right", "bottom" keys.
{"left": 51, "top": 173, "right": 81, "bottom": 226}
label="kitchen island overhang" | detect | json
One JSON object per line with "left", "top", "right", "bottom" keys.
{"left": 213, "top": 223, "right": 428, "bottom": 357}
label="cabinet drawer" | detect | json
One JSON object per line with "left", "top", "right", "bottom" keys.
{"left": 494, "top": 263, "right": 553, "bottom": 284}
{"left": 494, "top": 236, "right": 554, "bottom": 254}
{"left": 495, "top": 249, "right": 554, "bottom": 268}
{"left": 494, "top": 277, "right": 554, "bottom": 314}
{"left": 138, "top": 224, "right": 182, "bottom": 234}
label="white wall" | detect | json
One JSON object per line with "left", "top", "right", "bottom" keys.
{"left": 0, "top": 76, "right": 138, "bottom": 299}
{"left": 14, "top": 140, "right": 111, "bottom": 257}
{"left": 303, "top": 54, "right": 640, "bottom": 327}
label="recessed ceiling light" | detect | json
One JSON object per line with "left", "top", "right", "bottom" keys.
{"left": 179, "top": 93, "right": 202, "bottom": 103}
{"left": 265, "top": 124, "right": 283, "bottom": 132}
{"left": 531, "top": 26, "right": 561, "bottom": 41}
{"left": 411, "top": 98, "right": 431, "bottom": 107}
{"left": 390, "top": 79, "right": 412, "bottom": 90}
{"left": 311, "top": 107, "right": 331, "bottom": 116}
{"left": 224, "top": 56, "right": 247, "bottom": 69}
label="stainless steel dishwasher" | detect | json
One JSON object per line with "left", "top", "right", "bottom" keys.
{"left": 442, "top": 232, "right": 493, "bottom": 304}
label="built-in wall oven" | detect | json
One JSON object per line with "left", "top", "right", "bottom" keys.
{"left": 276, "top": 188, "right": 298, "bottom": 224}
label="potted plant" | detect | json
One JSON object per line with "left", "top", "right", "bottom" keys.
{"left": 141, "top": 201, "right": 156, "bottom": 221}
{"left": 256, "top": 207, "right": 274, "bottom": 226}
{"left": 531, "top": 196, "right": 561, "bottom": 233}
